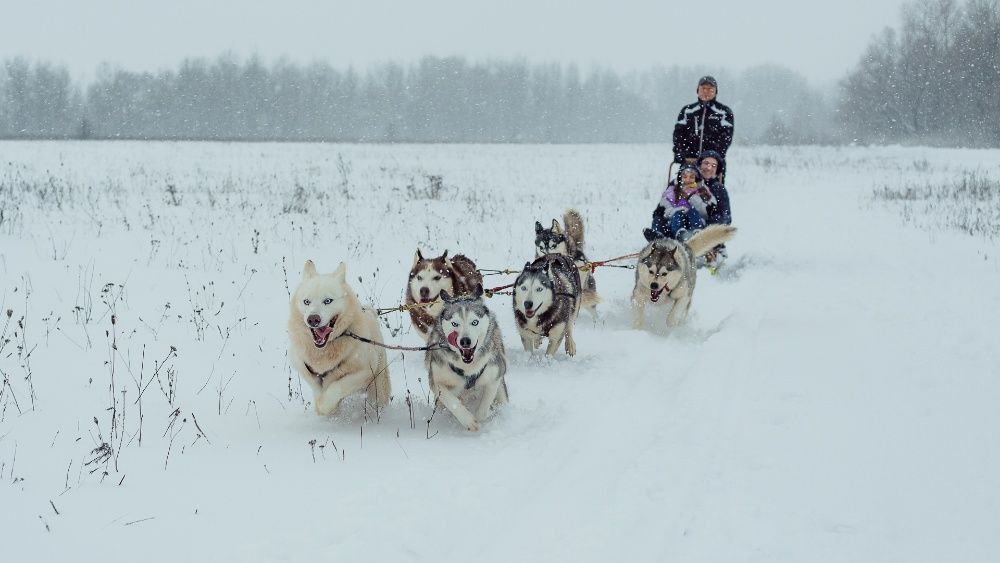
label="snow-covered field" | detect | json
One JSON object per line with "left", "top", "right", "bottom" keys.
{"left": 1, "top": 141, "right": 998, "bottom": 562}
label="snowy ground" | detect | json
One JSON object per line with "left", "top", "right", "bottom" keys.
{"left": 1, "top": 141, "right": 998, "bottom": 562}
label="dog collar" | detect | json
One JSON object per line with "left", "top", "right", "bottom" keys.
{"left": 449, "top": 363, "right": 488, "bottom": 390}
{"left": 521, "top": 324, "right": 547, "bottom": 337}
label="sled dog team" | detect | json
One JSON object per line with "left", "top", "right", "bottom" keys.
{"left": 288, "top": 209, "right": 736, "bottom": 431}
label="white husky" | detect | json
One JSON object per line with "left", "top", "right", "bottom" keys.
{"left": 426, "top": 285, "right": 508, "bottom": 432}
{"left": 287, "top": 260, "right": 391, "bottom": 416}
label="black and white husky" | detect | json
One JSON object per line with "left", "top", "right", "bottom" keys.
{"left": 534, "top": 208, "right": 601, "bottom": 316}
{"left": 513, "top": 254, "right": 582, "bottom": 356}
{"left": 425, "top": 285, "right": 508, "bottom": 432}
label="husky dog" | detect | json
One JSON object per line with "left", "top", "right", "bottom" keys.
{"left": 632, "top": 225, "right": 737, "bottom": 329}
{"left": 534, "top": 208, "right": 601, "bottom": 316}
{"left": 425, "top": 285, "right": 508, "bottom": 432}
{"left": 406, "top": 249, "right": 483, "bottom": 341}
{"left": 513, "top": 254, "right": 582, "bottom": 356}
{"left": 288, "top": 260, "right": 391, "bottom": 416}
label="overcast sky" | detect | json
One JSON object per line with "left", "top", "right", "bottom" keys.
{"left": 3, "top": 0, "right": 912, "bottom": 85}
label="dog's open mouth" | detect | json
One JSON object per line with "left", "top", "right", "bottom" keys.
{"left": 650, "top": 287, "right": 667, "bottom": 302}
{"left": 310, "top": 316, "right": 338, "bottom": 347}
{"left": 419, "top": 292, "right": 439, "bottom": 304}
{"left": 459, "top": 346, "right": 476, "bottom": 364}
{"left": 447, "top": 331, "right": 476, "bottom": 364}
{"left": 524, "top": 308, "right": 536, "bottom": 318}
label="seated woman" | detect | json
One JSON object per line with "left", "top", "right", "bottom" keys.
{"left": 649, "top": 163, "right": 716, "bottom": 241}
{"left": 696, "top": 150, "right": 731, "bottom": 268}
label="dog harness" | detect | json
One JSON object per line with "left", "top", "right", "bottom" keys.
{"left": 449, "top": 363, "right": 489, "bottom": 390}
{"left": 303, "top": 361, "right": 340, "bottom": 382}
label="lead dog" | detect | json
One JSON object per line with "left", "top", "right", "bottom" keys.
{"left": 425, "top": 285, "right": 508, "bottom": 432}
{"left": 513, "top": 253, "right": 582, "bottom": 356}
{"left": 632, "top": 225, "right": 737, "bottom": 329}
{"left": 534, "top": 208, "right": 601, "bottom": 316}
{"left": 288, "top": 260, "right": 391, "bottom": 415}
{"left": 406, "top": 249, "right": 483, "bottom": 341}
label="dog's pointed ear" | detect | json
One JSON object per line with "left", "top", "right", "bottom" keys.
{"left": 541, "top": 260, "right": 551, "bottom": 275}
{"left": 523, "top": 261, "right": 532, "bottom": 271}
{"left": 439, "top": 290, "right": 452, "bottom": 303}
{"left": 551, "top": 218, "right": 561, "bottom": 233}
{"left": 332, "top": 262, "right": 347, "bottom": 283}
{"left": 302, "top": 260, "right": 318, "bottom": 279}
{"left": 535, "top": 221, "right": 543, "bottom": 234}
{"left": 412, "top": 248, "right": 424, "bottom": 267}
{"left": 472, "top": 283, "right": 484, "bottom": 300}
{"left": 643, "top": 228, "right": 659, "bottom": 242}
{"left": 441, "top": 249, "right": 449, "bottom": 261}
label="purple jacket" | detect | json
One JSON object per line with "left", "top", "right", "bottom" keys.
{"left": 657, "top": 181, "right": 716, "bottom": 219}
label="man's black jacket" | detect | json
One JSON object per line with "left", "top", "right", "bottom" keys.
{"left": 672, "top": 99, "right": 735, "bottom": 163}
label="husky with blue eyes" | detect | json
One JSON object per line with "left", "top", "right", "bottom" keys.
{"left": 513, "top": 254, "right": 582, "bottom": 357}
{"left": 425, "top": 285, "right": 508, "bottom": 432}
{"left": 287, "top": 260, "right": 391, "bottom": 416}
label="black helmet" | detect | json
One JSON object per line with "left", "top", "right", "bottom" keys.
{"left": 697, "top": 150, "right": 726, "bottom": 178}
{"left": 676, "top": 163, "right": 702, "bottom": 184}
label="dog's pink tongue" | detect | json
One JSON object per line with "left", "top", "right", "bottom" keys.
{"left": 312, "top": 325, "right": 333, "bottom": 343}
{"left": 447, "top": 331, "right": 459, "bottom": 348}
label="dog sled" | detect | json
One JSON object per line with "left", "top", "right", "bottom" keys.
{"left": 661, "top": 158, "right": 731, "bottom": 275}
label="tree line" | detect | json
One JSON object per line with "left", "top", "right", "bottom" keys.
{"left": 1, "top": 0, "right": 996, "bottom": 147}
{"left": 0, "top": 56, "right": 832, "bottom": 144}
{"left": 839, "top": 0, "right": 999, "bottom": 146}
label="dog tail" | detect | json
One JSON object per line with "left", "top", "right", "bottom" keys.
{"left": 564, "top": 208, "right": 585, "bottom": 256}
{"left": 581, "top": 288, "right": 602, "bottom": 310}
{"left": 686, "top": 225, "right": 737, "bottom": 257}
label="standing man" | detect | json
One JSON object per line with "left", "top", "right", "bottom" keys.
{"left": 672, "top": 76, "right": 734, "bottom": 164}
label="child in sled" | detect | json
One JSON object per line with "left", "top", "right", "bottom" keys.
{"left": 649, "top": 163, "right": 717, "bottom": 242}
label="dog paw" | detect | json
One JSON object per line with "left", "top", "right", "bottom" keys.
{"left": 315, "top": 397, "right": 342, "bottom": 416}
{"left": 466, "top": 420, "right": 481, "bottom": 432}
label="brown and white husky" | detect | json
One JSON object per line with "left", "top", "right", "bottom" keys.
{"left": 406, "top": 249, "right": 483, "bottom": 341}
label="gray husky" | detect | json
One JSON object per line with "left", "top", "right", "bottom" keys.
{"left": 534, "top": 208, "right": 601, "bottom": 316}
{"left": 513, "top": 253, "right": 582, "bottom": 356}
{"left": 632, "top": 224, "right": 737, "bottom": 329}
{"left": 425, "top": 285, "right": 508, "bottom": 432}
